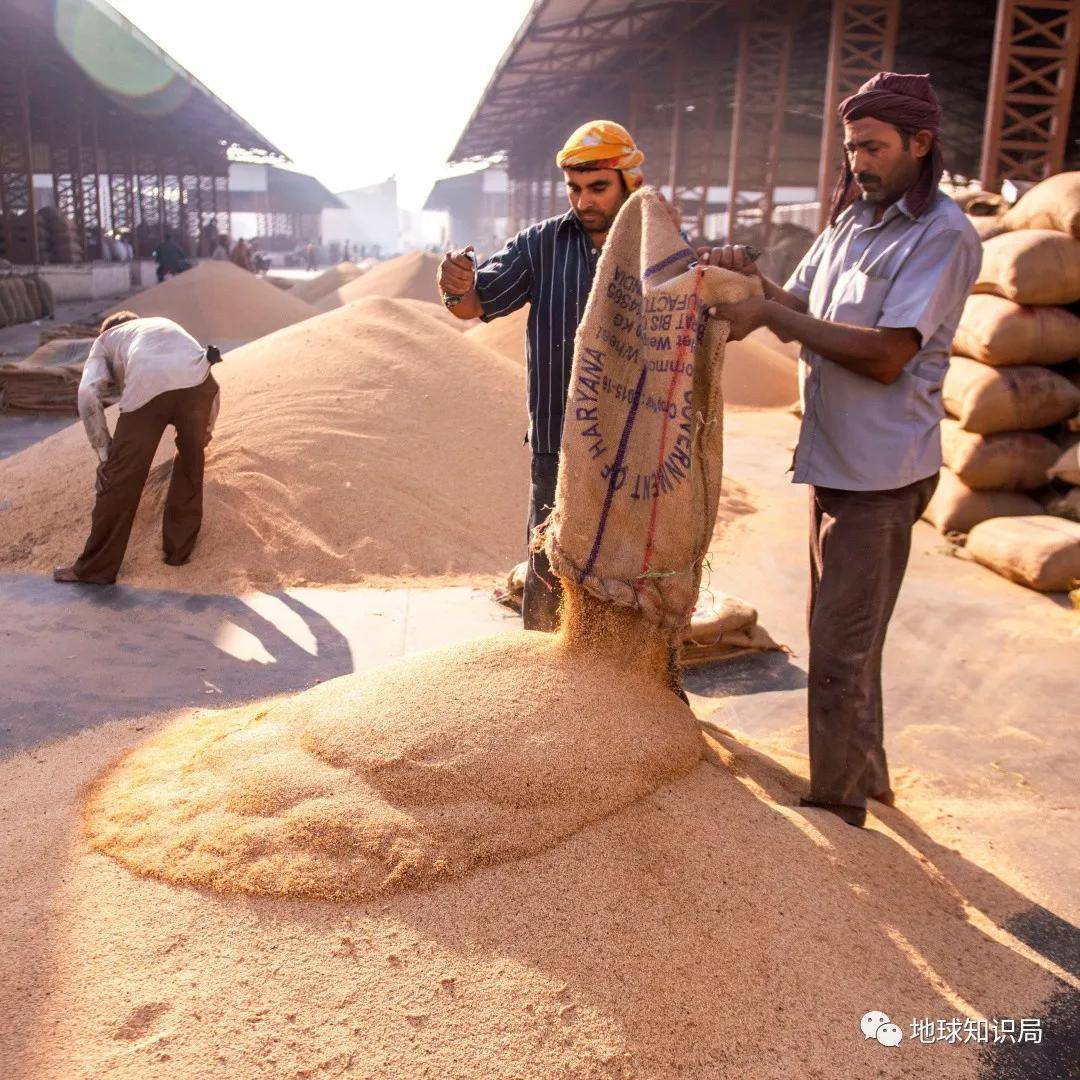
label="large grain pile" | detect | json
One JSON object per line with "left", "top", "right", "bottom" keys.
{"left": 0, "top": 297, "right": 527, "bottom": 591}
{"left": 927, "top": 172, "right": 1080, "bottom": 589}
{"left": 106, "top": 260, "right": 317, "bottom": 345}
{"left": 288, "top": 260, "right": 364, "bottom": 304}
{"left": 464, "top": 305, "right": 798, "bottom": 406}
{"left": 315, "top": 251, "right": 443, "bottom": 311}
{"left": 465, "top": 304, "right": 529, "bottom": 361}
{"left": 723, "top": 336, "right": 798, "bottom": 407}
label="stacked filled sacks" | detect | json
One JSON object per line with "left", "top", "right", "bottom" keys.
{"left": 0, "top": 272, "right": 53, "bottom": 329}
{"left": 952, "top": 187, "right": 1008, "bottom": 242}
{"left": 926, "top": 172, "right": 1080, "bottom": 591}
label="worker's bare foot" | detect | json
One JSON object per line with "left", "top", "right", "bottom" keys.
{"left": 798, "top": 796, "right": 867, "bottom": 828}
{"left": 53, "top": 566, "right": 84, "bottom": 584}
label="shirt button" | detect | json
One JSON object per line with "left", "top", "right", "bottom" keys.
{"left": 591, "top": 248, "right": 598, "bottom": 256}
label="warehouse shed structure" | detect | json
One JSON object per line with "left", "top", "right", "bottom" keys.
{"left": 0, "top": 0, "right": 285, "bottom": 269}
{"left": 448, "top": 0, "right": 1080, "bottom": 242}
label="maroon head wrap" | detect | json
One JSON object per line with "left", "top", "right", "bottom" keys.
{"left": 828, "top": 72, "right": 944, "bottom": 226}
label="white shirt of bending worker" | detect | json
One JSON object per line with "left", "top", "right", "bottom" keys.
{"left": 78, "top": 316, "right": 219, "bottom": 461}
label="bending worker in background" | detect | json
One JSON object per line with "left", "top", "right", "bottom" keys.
{"left": 437, "top": 120, "right": 643, "bottom": 633}
{"left": 54, "top": 313, "right": 220, "bottom": 586}
{"left": 706, "top": 73, "right": 981, "bottom": 828}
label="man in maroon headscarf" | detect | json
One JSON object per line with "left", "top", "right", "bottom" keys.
{"left": 702, "top": 73, "right": 981, "bottom": 827}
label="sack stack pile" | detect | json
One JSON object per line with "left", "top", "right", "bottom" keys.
{"left": 953, "top": 188, "right": 1008, "bottom": 241}
{"left": 0, "top": 272, "right": 54, "bottom": 329}
{"left": 0, "top": 336, "right": 95, "bottom": 412}
{"left": 926, "top": 172, "right": 1080, "bottom": 591}
{"left": 36, "top": 207, "right": 83, "bottom": 264}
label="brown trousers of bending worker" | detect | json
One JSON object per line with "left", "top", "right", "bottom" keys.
{"left": 72, "top": 374, "right": 219, "bottom": 584}
{"left": 805, "top": 472, "right": 938, "bottom": 810}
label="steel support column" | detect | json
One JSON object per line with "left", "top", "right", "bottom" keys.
{"left": 667, "top": 56, "right": 684, "bottom": 199}
{"left": 815, "top": 0, "right": 900, "bottom": 231}
{"left": 979, "top": 0, "right": 1080, "bottom": 191}
{"left": 695, "top": 89, "right": 719, "bottom": 240}
{"left": 107, "top": 146, "right": 135, "bottom": 237}
{"left": 79, "top": 105, "right": 103, "bottom": 260}
{"left": 0, "top": 63, "right": 40, "bottom": 264}
{"left": 214, "top": 171, "right": 230, "bottom": 235}
{"left": 725, "top": 3, "right": 796, "bottom": 244}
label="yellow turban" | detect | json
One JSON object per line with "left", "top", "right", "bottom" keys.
{"left": 555, "top": 120, "right": 645, "bottom": 191}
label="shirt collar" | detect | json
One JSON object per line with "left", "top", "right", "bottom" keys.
{"left": 852, "top": 194, "right": 917, "bottom": 228}
{"left": 557, "top": 208, "right": 584, "bottom": 235}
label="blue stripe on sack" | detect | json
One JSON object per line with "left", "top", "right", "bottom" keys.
{"left": 642, "top": 247, "right": 695, "bottom": 280}
{"left": 579, "top": 361, "right": 649, "bottom": 582}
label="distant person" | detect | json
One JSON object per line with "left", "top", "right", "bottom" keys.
{"left": 305, "top": 241, "right": 317, "bottom": 271}
{"left": 212, "top": 236, "right": 229, "bottom": 260}
{"left": 329, "top": 241, "right": 341, "bottom": 264}
{"left": 437, "top": 119, "right": 644, "bottom": 634}
{"left": 231, "top": 237, "right": 253, "bottom": 272}
{"left": 342, "top": 239, "right": 351, "bottom": 262}
{"left": 152, "top": 231, "right": 189, "bottom": 283}
{"left": 704, "top": 72, "right": 981, "bottom": 828}
{"left": 54, "top": 313, "right": 221, "bottom": 586}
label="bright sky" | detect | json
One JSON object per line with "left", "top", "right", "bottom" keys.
{"left": 107, "top": 0, "right": 533, "bottom": 209}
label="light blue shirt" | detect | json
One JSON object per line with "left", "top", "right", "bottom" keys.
{"left": 784, "top": 190, "right": 982, "bottom": 491}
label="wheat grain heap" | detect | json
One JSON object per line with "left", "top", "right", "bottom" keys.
{"left": 315, "top": 251, "right": 444, "bottom": 311}
{"left": 0, "top": 298, "right": 526, "bottom": 591}
{"left": 288, "top": 260, "right": 364, "bottom": 304}
{"left": 105, "top": 260, "right": 317, "bottom": 345}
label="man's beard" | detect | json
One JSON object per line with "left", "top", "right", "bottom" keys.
{"left": 574, "top": 207, "right": 615, "bottom": 232}
{"left": 855, "top": 172, "right": 887, "bottom": 202}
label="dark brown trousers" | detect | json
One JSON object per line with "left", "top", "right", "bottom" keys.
{"left": 806, "top": 473, "right": 938, "bottom": 809}
{"left": 73, "top": 375, "right": 219, "bottom": 584}
{"left": 523, "top": 451, "right": 564, "bottom": 631}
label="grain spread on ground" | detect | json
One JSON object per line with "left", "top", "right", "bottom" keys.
{"left": 0, "top": 297, "right": 527, "bottom": 591}
{"left": 105, "top": 260, "right": 317, "bottom": 346}
{"left": 0, "top": 648, "right": 1061, "bottom": 1078}
{"left": 314, "top": 251, "right": 444, "bottom": 311}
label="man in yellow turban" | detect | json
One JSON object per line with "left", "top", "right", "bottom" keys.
{"left": 436, "top": 119, "right": 645, "bottom": 633}
{"left": 555, "top": 119, "right": 645, "bottom": 194}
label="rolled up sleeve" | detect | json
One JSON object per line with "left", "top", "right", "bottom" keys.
{"left": 784, "top": 226, "right": 831, "bottom": 304}
{"left": 475, "top": 232, "right": 533, "bottom": 322}
{"left": 77, "top": 340, "right": 114, "bottom": 460}
{"left": 877, "top": 227, "right": 983, "bottom": 345}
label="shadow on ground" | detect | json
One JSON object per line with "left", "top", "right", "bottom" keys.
{"left": 0, "top": 572, "right": 353, "bottom": 754}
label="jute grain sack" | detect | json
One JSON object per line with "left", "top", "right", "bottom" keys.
{"left": 545, "top": 187, "right": 758, "bottom": 631}
{"left": 943, "top": 356, "right": 1080, "bottom": 433}
{"left": 1048, "top": 486, "right": 1080, "bottom": 521}
{"left": 966, "top": 515, "right": 1080, "bottom": 592}
{"left": 922, "top": 468, "right": 1040, "bottom": 534}
{"left": 1049, "top": 440, "right": 1080, "bottom": 485}
{"left": 1001, "top": 171, "right": 1080, "bottom": 238}
{"left": 939, "top": 418, "right": 1058, "bottom": 491}
{"left": 969, "top": 215, "right": 1005, "bottom": 243}
{"left": 952, "top": 294, "right": 1080, "bottom": 366}
{"left": 974, "top": 229, "right": 1080, "bottom": 305}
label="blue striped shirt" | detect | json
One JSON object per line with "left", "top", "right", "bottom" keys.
{"left": 475, "top": 210, "right": 599, "bottom": 453}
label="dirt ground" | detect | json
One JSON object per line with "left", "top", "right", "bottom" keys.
{"left": 0, "top": 406, "right": 1076, "bottom": 1079}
